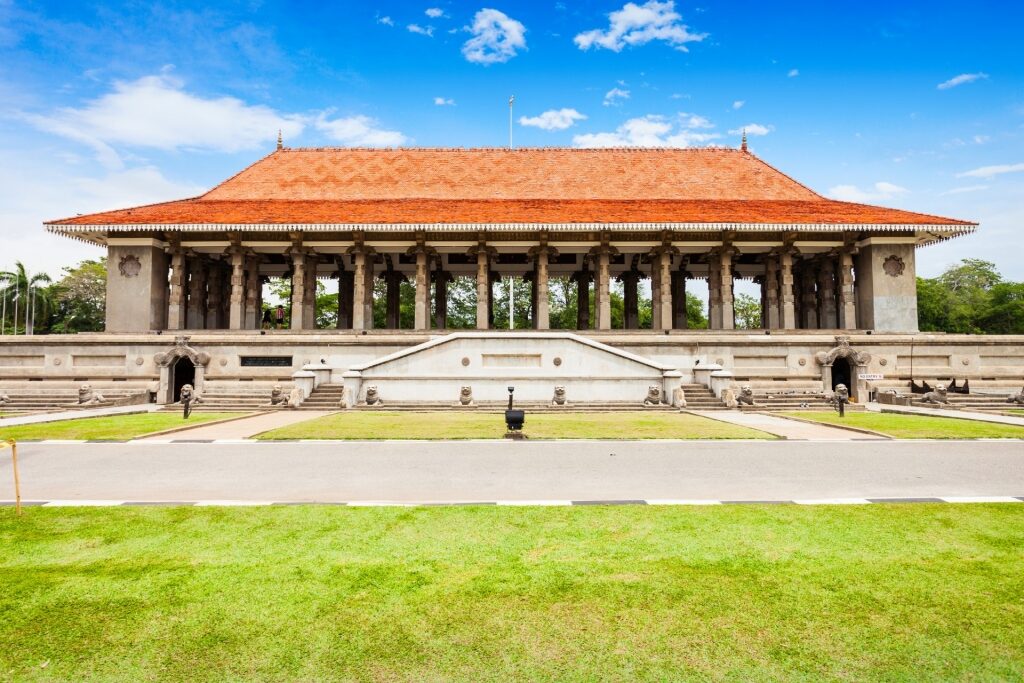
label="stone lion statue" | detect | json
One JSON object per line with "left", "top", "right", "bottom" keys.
{"left": 672, "top": 383, "right": 687, "bottom": 409}
{"left": 721, "top": 388, "right": 738, "bottom": 409}
{"left": 364, "top": 385, "right": 383, "bottom": 406}
{"left": 1007, "top": 387, "right": 1024, "bottom": 405}
{"left": 178, "top": 384, "right": 201, "bottom": 404}
{"left": 78, "top": 383, "right": 107, "bottom": 405}
{"left": 643, "top": 385, "right": 662, "bottom": 406}
{"left": 736, "top": 385, "right": 757, "bottom": 406}
{"left": 459, "top": 386, "right": 475, "bottom": 406}
{"left": 921, "top": 385, "right": 950, "bottom": 406}
{"left": 552, "top": 386, "right": 567, "bottom": 407}
{"left": 0, "top": 391, "right": 9, "bottom": 406}
{"left": 268, "top": 384, "right": 287, "bottom": 406}
{"left": 286, "top": 387, "right": 304, "bottom": 409}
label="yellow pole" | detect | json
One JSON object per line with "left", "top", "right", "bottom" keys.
{"left": 3, "top": 440, "right": 19, "bottom": 516}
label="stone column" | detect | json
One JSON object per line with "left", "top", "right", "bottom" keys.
{"left": 818, "top": 257, "right": 839, "bottom": 329}
{"left": 778, "top": 249, "right": 797, "bottom": 329}
{"left": 650, "top": 256, "right": 663, "bottom": 330}
{"left": 594, "top": 250, "right": 612, "bottom": 330}
{"left": 719, "top": 247, "right": 736, "bottom": 330}
{"left": 228, "top": 250, "right": 246, "bottom": 329}
{"left": 434, "top": 266, "right": 450, "bottom": 330}
{"left": 304, "top": 256, "right": 319, "bottom": 329}
{"left": 186, "top": 257, "right": 207, "bottom": 329}
{"left": 244, "top": 256, "right": 260, "bottom": 329}
{"left": 707, "top": 255, "right": 722, "bottom": 329}
{"left": 838, "top": 249, "right": 857, "bottom": 330}
{"left": 350, "top": 247, "right": 375, "bottom": 331}
{"left": 167, "top": 249, "right": 186, "bottom": 330}
{"left": 414, "top": 250, "right": 430, "bottom": 330}
{"left": 765, "top": 255, "right": 780, "bottom": 329}
{"left": 336, "top": 259, "right": 354, "bottom": 330}
{"left": 657, "top": 250, "right": 674, "bottom": 330}
{"left": 671, "top": 267, "right": 687, "bottom": 329}
{"left": 289, "top": 251, "right": 311, "bottom": 330}
{"left": 572, "top": 268, "right": 591, "bottom": 330}
{"left": 206, "top": 262, "right": 224, "bottom": 329}
{"left": 801, "top": 264, "right": 819, "bottom": 329}
{"left": 530, "top": 245, "right": 553, "bottom": 330}
{"left": 473, "top": 247, "right": 491, "bottom": 330}
{"left": 384, "top": 269, "right": 403, "bottom": 329}
{"left": 619, "top": 270, "right": 640, "bottom": 329}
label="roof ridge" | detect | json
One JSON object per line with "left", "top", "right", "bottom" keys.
{"left": 274, "top": 146, "right": 747, "bottom": 152}
{"left": 742, "top": 150, "right": 822, "bottom": 199}
{"left": 199, "top": 149, "right": 280, "bottom": 199}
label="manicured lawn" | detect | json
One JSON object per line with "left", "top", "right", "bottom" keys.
{"left": 255, "top": 411, "right": 774, "bottom": 440}
{"left": 781, "top": 411, "right": 1024, "bottom": 439}
{"left": 1, "top": 505, "right": 1023, "bottom": 681}
{"left": 0, "top": 412, "right": 246, "bottom": 441}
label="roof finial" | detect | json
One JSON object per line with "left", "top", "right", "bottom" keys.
{"left": 740, "top": 129, "right": 748, "bottom": 152}
{"left": 276, "top": 129, "right": 283, "bottom": 150}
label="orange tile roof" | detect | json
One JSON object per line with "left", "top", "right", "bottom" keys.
{"left": 46, "top": 147, "right": 975, "bottom": 228}
{"left": 48, "top": 198, "right": 972, "bottom": 226}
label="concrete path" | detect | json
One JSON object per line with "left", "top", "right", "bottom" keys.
{"left": 867, "top": 402, "right": 1024, "bottom": 426}
{"left": 689, "top": 410, "right": 882, "bottom": 440}
{"left": 137, "top": 410, "right": 336, "bottom": 440}
{"left": 0, "top": 404, "right": 159, "bottom": 427}
{"left": 4, "top": 440, "right": 1022, "bottom": 503}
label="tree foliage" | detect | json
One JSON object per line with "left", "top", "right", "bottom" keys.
{"left": 917, "top": 259, "right": 1023, "bottom": 334}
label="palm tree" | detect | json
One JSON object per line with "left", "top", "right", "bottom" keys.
{"left": 0, "top": 262, "right": 52, "bottom": 335}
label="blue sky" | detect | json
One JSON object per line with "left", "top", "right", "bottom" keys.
{"left": 1, "top": 0, "right": 1022, "bottom": 279}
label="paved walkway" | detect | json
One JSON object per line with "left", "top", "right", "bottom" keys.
{"left": 867, "top": 402, "right": 1024, "bottom": 426}
{"left": 3, "top": 440, "right": 1022, "bottom": 503}
{"left": 689, "top": 410, "right": 883, "bottom": 440}
{"left": 0, "top": 404, "right": 159, "bottom": 427}
{"left": 138, "top": 410, "right": 336, "bottom": 440}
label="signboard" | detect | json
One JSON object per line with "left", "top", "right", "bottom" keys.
{"left": 858, "top": 373, "right": 884, "bottom": 380}
{"left": 240, "top": 356, "right": 293, "bottom": 368}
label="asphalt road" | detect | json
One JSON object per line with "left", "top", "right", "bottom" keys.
{"left": 2, "top": 440, "right": 1024, "bottom": 503}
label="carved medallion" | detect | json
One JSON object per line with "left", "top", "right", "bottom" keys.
{"left": 883, "top": 255, "right": 905, "bottom": 278}
{"left": 118, "top": 254, "right": 142, "bottom": 278}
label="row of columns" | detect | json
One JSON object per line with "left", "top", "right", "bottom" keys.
{"left": 168, "top": 252, "right": 264, "bottom": 331}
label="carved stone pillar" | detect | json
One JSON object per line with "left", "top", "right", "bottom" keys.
{"left": 529, "top": 244, "right": 555, "bottom": 330}
{"left": 719, "top": 247, "right": 736, "bottom": 330}
{"left": 765, "top": 255, "right": 780, "bottom": 329}
{"left": 818, "top": 257, "right": 838, "bottom": 329}
{"left": 244, "top": 256, "right": 260, "bottom": 329}
{"left": 591, "top": 245, "right": 615, "bottom": 331}
{"left": 777, "top": 248, "right": 797, "bottom": 329}
{"left": 186, "top": 257, "right": 207, "bottom": 329}
{"left": 383, "top": 268, "right": 404, "bottom": 329}
{"left": 469, "top": 244, "right": 494, "bottom": 330}
{"left": 671, "top": 266, "right": 687, "bottom": 329}
{"left": 336, "top": 257, "right": 354, "bottom": 330}
{"left": 289, "top": 251, "right": 308, "bottom": 330}
{"left": 571, "top": 267, "right": 592, "bottom": 330}
{"left": 349, "top": 246, "right": 376, "bottom": 331}
{"left": 801, "top": 263, "right": 819, "bottom": 329}
{"left": 413, "top": 249, "right": 430, "bottom": 330}
{"left": 303, "top": 256, "right": 318, "bottom": 330}
{"left": 708, "top": 254, "right": 722, "bottom": 330}
{"left": 206, "top": 262, "right": 225, "bottom": 330}
{"left": 838, "top": 249, "right": 857, "bottom": 330}
{"left": 433, "top": 265, "right": 451, "bottom": 330}
{"left": 167, "top": 249, "right": 186, "bottom": 330}
{"left": 618, "top": 270, "right": 641, "bottom": 329}
{"left": 228, "top": 250, "right": 245, "bottom": 330}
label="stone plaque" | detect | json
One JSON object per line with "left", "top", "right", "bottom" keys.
{"left": 240, "top": 356, "right": 293, "bottom": 367}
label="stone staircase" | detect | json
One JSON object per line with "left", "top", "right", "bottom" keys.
{"left": 0, "top": 389, "right": 147, "bottom": 416}
{"left": 909, "top": 393, "right": 1022, "bottom": 412}
{"left": 679, "top": 384, "right": 729, "bottom": 411}
{"left": 299, "top": 384, "right": 346, "bottom": 411}
{"left": 743, "top": 391, "right": 867, "bottom": 413}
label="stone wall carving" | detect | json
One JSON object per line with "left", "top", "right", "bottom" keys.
{"left": 118, "top": 254, "right": 141, "bottom": 278}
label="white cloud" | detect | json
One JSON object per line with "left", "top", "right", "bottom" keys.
{"left": 462, "top": 8, "right": 526, "bottom": 64}
{"left": 973, "top": 135, "right": 990, "bottom": 144}
{"left": 377, "top": 15, "right": 394, "bottom": 26}
{"left": 573, "top": 112, "right": 721, "bottom": 147}
{"left": 407, "top": 23, "right": 435, "bottom": 37}
{"left": 519, "top": 108, "right": 587, "bottom": 130}
{"left": 732, "top": 100, "right": 745, "bottom": 110}
{"left": 827, "top": 181, "right": 908, "bottom": 203}
{"left": 314, "top": 114, "right": 408, "bottom": 146}
{"left": 956, "top": 162, "right": 1024, "bottom": 179}
{"left": 603, "top": 87, "right": 631, "bottom": 106}
{"left": 728, "top": 123, "right": 772, "bottom": 136}
{"left": 937, "top": 72, "right": 989, "bottom": 90}
{"left": 425, "top": 8, "right": 446, "bottom": 18}
{"left": 680, "top": 113, "right": 713, "bottom": 129}
{"left": 574, "top": 1, "right": 706, "bottom": 52}
{"left": 25, "top": 72, "right": 304, "bottom": 168}
{"left": 787, "top": 68, "right": 799, "bottom": 78}
{"left": 941, "top": 185, "right": 988, "bottom": 196}
{"left": 434, "top": 97, "right": 456, "bottom": 106}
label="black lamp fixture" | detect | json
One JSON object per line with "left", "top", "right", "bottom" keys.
{"left": 504, "top": 385, "right": 525, "bottom": 438}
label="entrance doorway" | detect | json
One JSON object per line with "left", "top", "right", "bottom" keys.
{"left": 831, "top": 357, "right": 853, "bottom": 400}
{"left": 171, "top": 357, "right": 196, "bottom": 402}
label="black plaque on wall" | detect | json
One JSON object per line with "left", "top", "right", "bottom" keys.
{"left": 240, "top": 356, "right": 293, "bottom": 367}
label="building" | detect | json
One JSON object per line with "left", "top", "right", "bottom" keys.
{"left": 3, "top": 144, "right": 1020, "bottom": 411}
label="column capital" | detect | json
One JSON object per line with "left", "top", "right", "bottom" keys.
{"left": 346, "top": 244, "right": 377, "bottom": 257}
{"left": 528, "top": 244, "right": 560, "bottom": 260}
{"left": 649, "top": 244, "right": 680, "bottom": 259}
{"left": 467, "top": 243, "right": 498, "bottom": 259}
{"left": 769, "top": 245, "right": 800, "bottom": 258}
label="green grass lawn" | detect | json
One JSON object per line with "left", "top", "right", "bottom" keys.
{"left": 781, "top": 411, "right": 1024, "bottom": 439}
{"left": 1, "top": 505, "right": 1022, "bottom": 681}
{"left": 0, "top": 412, "right": 246, "bottom": 441}
{"left": 255, "top": 410, "right": 774, "bottom": 440}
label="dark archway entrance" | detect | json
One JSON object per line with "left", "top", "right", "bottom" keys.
{"left": 172, "top": 357, "right": 196, "bottom": 402}
{"left": 831, "top": 357, "right": 853, "bottom": 398}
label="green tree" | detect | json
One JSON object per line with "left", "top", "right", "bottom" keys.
{"left": 979, "top": 282, "right": 1024, "bottom": 334}
{"left": 46, "top": 258, "right": 107, "bottom": 333}
{"left": 733, "top": 293, "right": 762, "bottom": 329}
{"left": 686, "top": 292, "right": 708, "bottom": 329}
{"left": 0, "top": 261, "right": 53, "bottom": 334}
